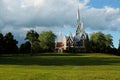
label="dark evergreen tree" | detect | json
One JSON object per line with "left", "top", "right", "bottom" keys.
{"left": 4, "top": 32, "right": 18, "bottom": 53}
{"left": 0, "top": 33, "right": 5, "bottom": 53}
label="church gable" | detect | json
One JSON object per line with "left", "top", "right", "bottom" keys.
{"left": 67, "top": 37, "right": 74, "bottom": 46}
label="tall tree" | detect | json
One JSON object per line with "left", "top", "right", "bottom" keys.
{"left": 39, "top": 31, "right": 56, "bottom": 52}
{"left": 4, "top": 32, "right": 18, "bottom": 53}
{"left": 25, "top": 30, "right": 39, "bottom": 53}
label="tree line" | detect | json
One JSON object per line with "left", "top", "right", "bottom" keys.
{"left": 0, "top": 30, "right": 56, "bottom": 54}
{"left": 0, "top": 30, "right": 120, "bottom": 55}
{"left": 85, "top": 32, "right": 120, "bottom": 56}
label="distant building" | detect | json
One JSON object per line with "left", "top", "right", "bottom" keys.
{"left": 55, "top": 7, "right": 87, "bottom": 52}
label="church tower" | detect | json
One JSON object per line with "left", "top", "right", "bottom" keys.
{"left": 74, "top": 6, "right": 87, "bottom": 51}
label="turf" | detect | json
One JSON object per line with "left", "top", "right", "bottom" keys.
{"left": 0, "top": 53, "right": 120, "bottom": 80}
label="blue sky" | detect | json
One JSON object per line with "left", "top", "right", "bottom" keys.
{"left": 0, "top": 0, "right": 120, "bottom": 48}
{"left": 88, "top": 0, "right": 120, "bottom": 8}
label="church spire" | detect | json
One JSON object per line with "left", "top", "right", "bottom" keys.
{"left": 76, "top": 6, "right": 82, "bottom": 35}
{"left": 77, "top": 6, "right": 80, "bottom": 25}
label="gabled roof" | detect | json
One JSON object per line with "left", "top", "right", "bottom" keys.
{"left": 64, "top": 33, "right": 74, "bottom": 42}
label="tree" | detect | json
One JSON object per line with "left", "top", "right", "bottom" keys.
{"left": 104, "top": 34, "right": 114, "bottom": 53}
{"left": 0, "top": 33, "right": 5, "bottom": 53}
{"left": 25, "top": 30, "right": 39, "bottom": 53}
{"left": 105, "top": 34, "right": 114, "bottom": 47}
{"left": 118, "top": 39, "right": 120, "bottom": 55}
{"left": 90, "top": 32, "right": 113, "bottom": 53}
{"left": 25, "top": 30, "right": 39, "bottom": 42}
{"left": 32, "top": 41, "right": 41, "bottom": 53}
{"left": 4, "top": 32, "right": 18, "bottom": 53}
{"left": 90, "top": 32, "right": 104, "bottom": 52}
{"left": 85, "top": 34, "right": 90, "bottom": 52}
{"left": 39, "top": 31, "right": 56, "bottom": 52}
{"left": 20, "top": 41, "right": 31, "bottom": 53}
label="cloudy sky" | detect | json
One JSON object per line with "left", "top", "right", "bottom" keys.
{"left": 0, "top": 0, "right": 120, "bottom": 47}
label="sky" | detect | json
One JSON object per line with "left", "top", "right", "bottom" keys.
{"left": 0, "top": 0, "right": 120, "bottom": 48}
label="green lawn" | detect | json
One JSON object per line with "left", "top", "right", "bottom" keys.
{"left": 0, "top": 53, "right": 120, "bottom": 80}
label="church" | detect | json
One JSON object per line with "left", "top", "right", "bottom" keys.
{"left": 55, "top": 7, "right": 87, "bottom": 52}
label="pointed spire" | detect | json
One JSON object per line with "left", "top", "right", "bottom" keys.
{"left": 77, "top": 6, "right": 80, "bottom": 25}
{"left": 76, "top": 6, "right": 81, "bottom": 35}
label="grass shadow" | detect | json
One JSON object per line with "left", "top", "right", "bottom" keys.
{"left": 0, "top": 55, "right": 120, "bottom": 66}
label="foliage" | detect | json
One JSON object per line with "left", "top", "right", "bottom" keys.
{"left": 4, "top": 32, "right": 18, "bottom": 53}
{"left": 20, "top": 41, "right": 31, "bottom": 53}
{"left": 0, "top": 33, "right": 5, "bottom": 53}
{"left": 32, "top": 41, "right": 41, "bottom": 53}
{"left": 25, "top": 30, "right": 39, "bottom": 42}
{"left": 85, "top": 34, "right": 90, "bottom": 52}
{"left": 90, "top": 32, "right": 114, "bottom": 53}
{"left": 25, "top": 30, "right": 40, "bottom": 53}
{"left": 117, "top": 39, "right": 120, "bottom": 55}
{"left": 39, "top": 31, "right": 56, "bottom": 52}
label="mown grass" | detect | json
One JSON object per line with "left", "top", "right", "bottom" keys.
{"left": 0, "top": 53, "right": 120, "bottom": 80}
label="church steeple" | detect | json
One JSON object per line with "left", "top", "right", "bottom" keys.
{"left": 77, "top": 7, "right": 80, "bottom": 26}
{"left": 76, "top": 6, "right": 82, "bottom": 36}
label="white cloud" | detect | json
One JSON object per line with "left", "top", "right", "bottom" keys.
{"left": 81, "top": 6, "right": 120, "bottom": 30}
{"left": 0, "top": 0, "right": 88, "bottom": 29}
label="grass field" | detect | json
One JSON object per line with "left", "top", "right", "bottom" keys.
{"left": 0, "top": 53, "right": 120, "bottom": 80}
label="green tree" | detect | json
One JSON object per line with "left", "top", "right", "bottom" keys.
{"left": 39, "top": 31, "right": 56, "bottom": 52}
{"left": 90, "top": 32, "right": 113, "bottom": 53}
{"left": 4, "top": 32, "right": 18, "bottom": 53}
{"left": 32, "top": 41, "right": 41, "bottom": 53}
{"left": 105, "top": 34, "right": 114, "bottom": 48}
{"left": 90, "top": 32, "right": 104, "bottom": 52}
{"left": 104, "top": 34, "right": 114, "bottom": 53}
{"left": 25, "top": 30, "right": 39, "bottom": 53}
